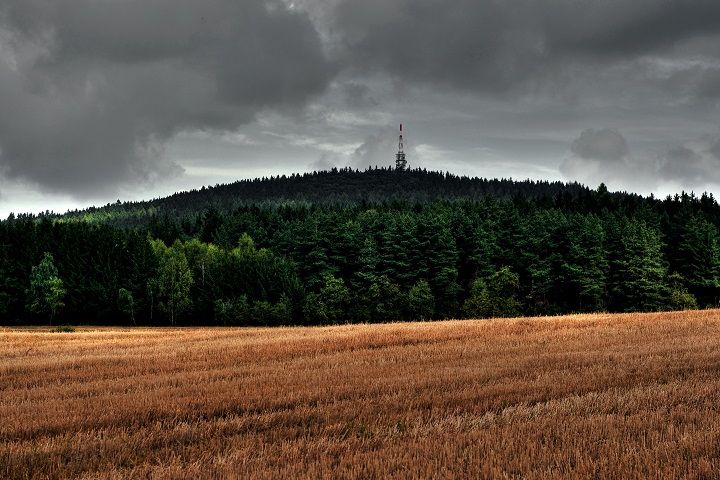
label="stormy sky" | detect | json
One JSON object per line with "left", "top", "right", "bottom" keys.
{"left": 2, "top": 0, "right": 720, "bottom": 216}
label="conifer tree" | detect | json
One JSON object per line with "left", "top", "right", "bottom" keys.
{"left": 608, "top": 220, "right": 667, "bottom": 312}
{"left": 562, "top": 214, "right": 608, "bottom": 312}
{"left": 420, "top": 217, "right": 461, "bottom": 317}
{"left": 677, "top": 216, "right": 720, "bottom": 306}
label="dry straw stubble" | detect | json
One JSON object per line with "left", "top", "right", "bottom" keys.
{"left": 2, "top": 310, "right": 720, "bottom": 479}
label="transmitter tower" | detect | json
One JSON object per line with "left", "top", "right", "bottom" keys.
{"left": 395, "top": 123, "right": 407, "bottom": 170}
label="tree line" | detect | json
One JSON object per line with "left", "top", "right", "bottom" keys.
{"left": 2, "top": 173, "right": 719, "bottom": 325}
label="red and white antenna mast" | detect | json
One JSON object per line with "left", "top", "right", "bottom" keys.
{"left": 395, "top": 123, "right": 407, "bottom": 170}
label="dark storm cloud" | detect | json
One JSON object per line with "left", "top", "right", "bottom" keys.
{"left": 331, "top": 0, "right": 540, "bottom": 93}
{"left": 329, "top": 0, "right": 720, "bottom": 95}
{"left": 3, "top": 0, "right": 720, "bottom": 203}
{"left": 342, "top": 82, "right": 378, "bottom": 108}
{"left": 0, "top": 0, "right": 334, "bottom": 196}
{"left": 544, "top": 1, "right": 720, "bottom": 58}
{"left": 695, "top": 68, "right": 720, "bottom": 99}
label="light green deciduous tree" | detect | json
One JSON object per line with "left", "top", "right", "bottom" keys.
{"left": 151, "top": 240, "right": 193, "bottom": 325}
{"left": 26, "top": 252, "right": 66, "bottom": 324}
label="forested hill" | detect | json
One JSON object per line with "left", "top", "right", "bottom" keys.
{"left": 54, "top": 167, "right": 637, "bottom": 227}
{"left": 4, "top": 167, "right": 720, "bottom": 327}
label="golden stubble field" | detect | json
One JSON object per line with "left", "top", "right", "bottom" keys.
{"left": 2, "top": 310, "right": 720, "bottom": 479}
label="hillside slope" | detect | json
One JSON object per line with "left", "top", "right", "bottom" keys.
{"left": 56, "top": 167, "right": 631, "bottom": 225}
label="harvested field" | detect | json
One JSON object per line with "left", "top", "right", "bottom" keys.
{"left": 3, "top": 310, "right": 720, "bottom": 479}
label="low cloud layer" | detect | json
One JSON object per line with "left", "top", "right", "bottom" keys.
{"left": 561, "top": 128, "right": 720, "bottom": 194}
{"left": 659, "top": 135, "right": 720, "bottom": 187}
{"left": 560, "top": 129, "right": 655, "bottom": 192}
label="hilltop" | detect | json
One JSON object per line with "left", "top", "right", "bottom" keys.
{"left": 52, "top": 167, "right": 644, "bottom": 227}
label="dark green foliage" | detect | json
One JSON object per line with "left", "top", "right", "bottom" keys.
{"left": 303, "top": 275, "right": 351, "bottom": 324}
{"left": 368, "top": 275, "right": 405, "bottom": 322}
{"left": 562, "top": 214, "right": 608, "bottom": 312}
{"left": 57, "top": 168, "right": 601, "bottom": 226}
{"left": 607, "top": 219, "right": 667, "bottom": 312}
{"left": 117, "top": 288, "right": 135, "bottom": 325}
{"left": 666, "top": 273, "right": 698, "bottom": 311}
{"left": 470, "top": 219, "right": 500, "bottom": 280}
{"left": 420, "top": 216, "right": 461, "bottom": 318}
{"left": 3, "top": 169, "right": 720, "bottom": 325}
{"left": 676, "top": 216, "right": 720, "bottom": 306}
{"left": 463, "top": 267, "right": 521, "bottom": 319}
{"left": 408, "top": 279, "right": 435, "bottom": 320}
{"left": 215, "top": 296, "right": 250, "bottom": 326}
{"left": 251, "top": 296, "right": 292, "bottom": 326}
{"left": 49, "top": 325, "right": 75, "bottom": 333}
